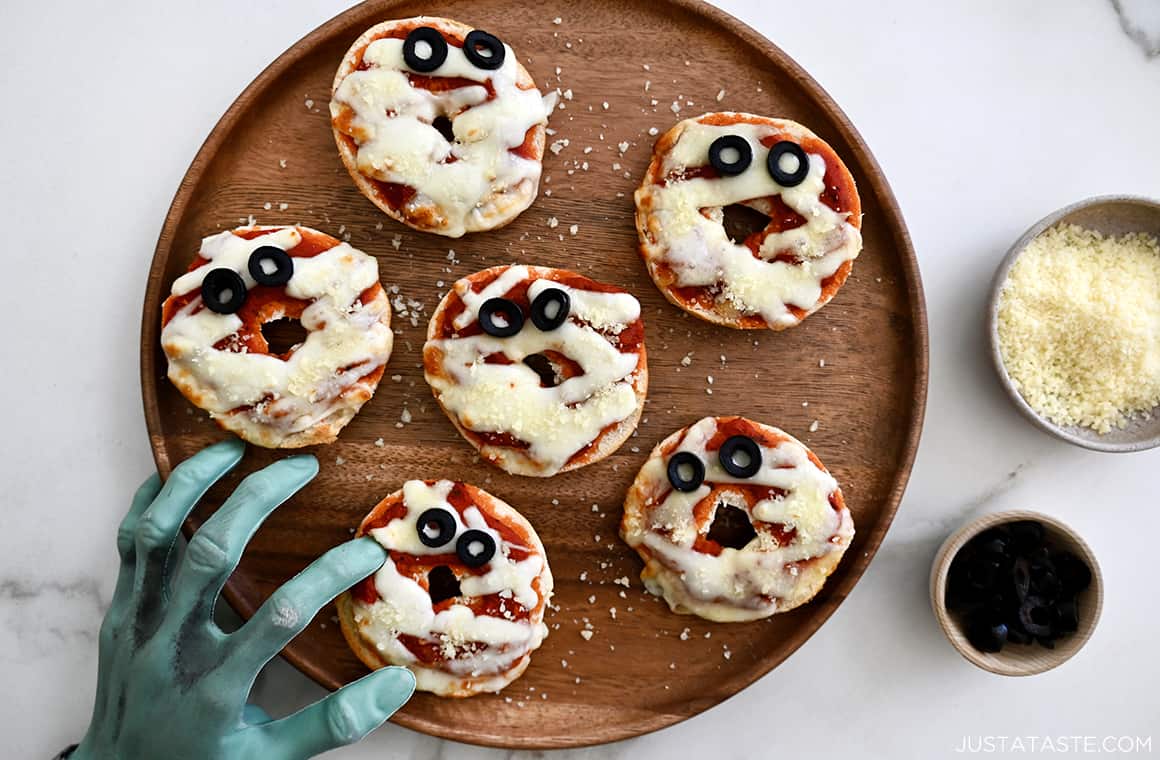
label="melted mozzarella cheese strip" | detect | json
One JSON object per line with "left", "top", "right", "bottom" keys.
{"left": 623, "top": 417, "right": 853, "bottom": 622}
{"left": 427, "top": 266, "right": 643, "bottom": 474}
{"left": 353, "top": 480, "right": 550, "bottom": 694}
{"left": 161, "top": 228, "right": 393, "bottom": 443}
{"left": 331, "top": 34, "right": 555, "bottom": 237}
{"left": 639, "top": 117, "right": 862, "bottom": 327}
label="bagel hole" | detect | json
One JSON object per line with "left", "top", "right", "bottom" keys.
{"left": 432, "top": 115, "right": 455, "bottom": 143}
{"left": 262, "top": 318, "right": 309, "bottom": 356}
{"left": 707, "top": 503, "right": 758, "bottom": 550}
{"left": 427, "top": 565, "right": 462, "bottom": 605}
{"left": 722, "top": 204, "right": 771, "bottom": 244}
{"left": 523, "top": 353, "right": 563, "bottom": 387}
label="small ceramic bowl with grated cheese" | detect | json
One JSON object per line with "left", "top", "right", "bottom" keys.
{"left": 988, "top": 195, "right": 1160, "bottom": 452}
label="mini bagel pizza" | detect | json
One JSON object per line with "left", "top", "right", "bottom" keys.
{"left": 337, "top": 480, "right": 553, "bottom": 697}
{"left": 330, "top": 17, "right": 555, "bottom": 237}
{"left": 423, "top": 265, "right": 648, "bottom": 477}
{"left": 160, "top": 225, "right": 393, "bottom": 448}
{"left": 635, "top": 112, "right": 863, "bottom": 330}
{"left": 620, "top": 416, "right": 854, "bottom": 622}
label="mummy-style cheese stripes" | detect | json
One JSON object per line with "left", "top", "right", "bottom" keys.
{"left": 160, "top": 225, "right": 393, "bottom": 448}
{"left": 337, "top": 480, "right": 553, "bottom": 697}
{"left": 621, "top": 416, "right": 855, "bottom": 622}
{"left": 330, "top": 17, "right": 555, "bottom": 237}
{"left": 423, "top": 265, "right": 649, "bottom": 477}
{"left": 635, "top": 112, "right": 863, "bottom": 331}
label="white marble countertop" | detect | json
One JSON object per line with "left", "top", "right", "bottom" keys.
{"left": 3, "top": 1, "right": 1158, "bottom": 757}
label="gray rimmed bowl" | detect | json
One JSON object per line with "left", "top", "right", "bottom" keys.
{"left": 988, "top": 195, "right": 1160, "bottom": 452}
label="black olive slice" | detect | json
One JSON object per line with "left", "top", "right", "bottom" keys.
{"left": 1012, "top": 556, "right": 1031, "bottom": 600}
{"left": 1008, "top": 520, "right": 1046, "bottom": 553}
{"left": 1054, "top": 597, "right": 1080, "bottom": 634}
{"left": 946, "top": 549, "right": 982, "bottom": 609}
{"left": 416, "top": 508, "right": 457, "bottom": 548}
{"left": 1052, "top": 552, "right": 1092, "bottom": 594}
{"left": 530, "top": 287, "right": 570, "bottom": 331}
{"left": 201, "top": 268, "right": 247, "bottom": 314}
{"left": 965, "top": 614, "right": 1008, "bottom": 653}
{"left": 718, "top": 435, "right": 762, "bottom": 478}
{"left": 766, "top": 141, "right": 810, "bottom": 187}
{"left": 983, "top": 591, "right": 1015, "bottom": 618}
{"left": 403, "top": 27, "right": 448, "bottom": 73}
{"left": 463, "top": 30, "right": 505, "bottom": 70}
{"left": 1006, "top": 624, "right": 1033, "bottom": 645}
{"left": 457, "top": 529, "right": 497, "bottom": 567}
{"left": 1028, "top": 564, "right": 1061, "bottom": 601}
{"left": 976, "top": 525, "right": 1012, "bottom": 544}
{"left": 666, "top": 452, "right": 705, "bottom": 492}
{"left": 707, "top": 135, "right": 752, "bottom": 176}
{"left": 965, "top": 555, "right": 1002, "bottom": 593}
{"left": 248, "top": 246, "right": 294, "bottom": 287}
{"left": 478, "top": 298, "right": 525, "bottom": 337}
{"left": 1018, "top": 596, "right": 1054, "bottom": 637}
{"left": 977, "top": 535, "right": 1011, "bottom": 559}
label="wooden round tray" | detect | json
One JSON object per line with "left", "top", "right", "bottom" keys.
{"left": 140, "top": 0, "right": 927, "bottom": 748}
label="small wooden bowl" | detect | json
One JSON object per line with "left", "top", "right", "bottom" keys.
{"left": 988, "top": 195, "right": 1160, "bottom": 452}
{"left": 929, "top": 510, "right": 1103, "bottom": 676}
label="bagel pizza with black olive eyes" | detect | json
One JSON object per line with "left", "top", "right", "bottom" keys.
{"left": 160, "top": 225, "right": 393, "bottom": 448}
{"left": 337, "top": 480, "right": 553, "bottom": 697}
{"left": 620, "top": 416, "right": 854, "bottom": 622}
{"left": 423, "top": 265, "right": 648, "bottom": 477}
{"left": 635, "top": 112, "right": 863, "bottom": 330}
{"left": 330, "top": 17, "right": 555, "bottom": 238}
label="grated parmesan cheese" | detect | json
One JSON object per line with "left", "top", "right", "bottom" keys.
{"left": 997, "top": 223, "right": 1160, "bottom": 434}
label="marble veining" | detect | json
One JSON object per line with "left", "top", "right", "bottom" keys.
{"left": 0, "top": 579, "right": 106, "bottom": 659}
{"left": 1112, "top": 0, "right": 1160, "bottom": 57}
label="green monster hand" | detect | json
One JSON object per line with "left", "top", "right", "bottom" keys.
{"left": 69, "top": 439, "right": 415, "bottom": 760}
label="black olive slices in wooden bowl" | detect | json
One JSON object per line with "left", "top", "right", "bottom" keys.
{"left": 931, "top": 511, "right": 1102, "bottom": 676}
{"left": 141, "top": 0, "right": 925, "bottom": 748}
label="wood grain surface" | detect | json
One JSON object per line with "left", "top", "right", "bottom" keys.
{"left": 139, "top": 0, "right": 928, "bottom": 748}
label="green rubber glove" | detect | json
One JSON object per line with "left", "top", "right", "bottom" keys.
{"left": 70, "top": 439, "right": 415, "bottom": 760}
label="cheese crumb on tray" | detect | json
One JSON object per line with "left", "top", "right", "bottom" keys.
{"left": 996, "top": 223, "right": 1160, "bottom": 434}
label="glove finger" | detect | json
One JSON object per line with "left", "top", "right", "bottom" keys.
{"left": 227, "top": 538, "right": 384, "bottom": 677}
{"left": 89, "top": 473, "right": 163, "bottom": 727}
{"left": 254, "top": 667, "right": 414, "bottom": 760}
{"left": 110, "top": 473, "right": 162, "bottom": 613}
{"left": 132, "top": 439, "right": 244, "bottom": 636}
{"left": 168, "top": 455, "right": 318, "bottom": 625}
